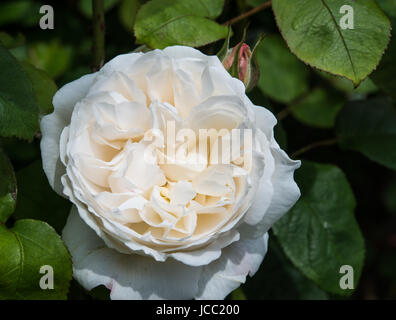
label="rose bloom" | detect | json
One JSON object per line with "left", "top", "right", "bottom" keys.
{"left": 40, "top": 46, "right": 300, "bottom": 300}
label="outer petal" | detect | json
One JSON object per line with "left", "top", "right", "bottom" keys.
{"left": 248, "top": 105, "right": 301, "bottom": 233}
{"left": 251, "top": 104, "right": 277, "bottom": 139}
{"left": 62, "top": 206, "right": 202, "bottom": 300}
{"left": 259, "top": 147, "right": 301, "bottom": 232}
{"left": 242, "top": 133, "right": 274, "bottom": 225}
{"left": 100, "top": 52, "right": 143, "bottom": 75}
{"left": 163, "top": 45, "right": 214, "bottom": 61}
{"left": 196, "top": 230, "right": 269, "bottom": 300}
{"left": 242, "top": 105, "right": 277, "bottom": 225}
{"left": 40, "top": 73, "right": 97, "bottom": 195}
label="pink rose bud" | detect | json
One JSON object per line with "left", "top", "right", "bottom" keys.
{"left": 219, "top": 33, "right": 262, "bottom": 92}
{"left": 237, "top": 44, "right": 252, "bottom": 85}
{"left": 222, "top": 45, "right": 239, "bottom": 70}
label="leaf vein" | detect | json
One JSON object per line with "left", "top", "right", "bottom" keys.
{"left": 321, "top": 0, "right": 357, "bottom": 81}
{"left": 197, "top": 0, "right": 211, "bottom": 17}
{"left": 11, "top": 230, "right": 24, "bottom": 295}
{"left": 142, "top": 14, "right": 196, "bottom": 39}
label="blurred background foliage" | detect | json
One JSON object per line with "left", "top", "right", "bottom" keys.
{"left": 0, "top": 0, "right": 395, "bottom": 300}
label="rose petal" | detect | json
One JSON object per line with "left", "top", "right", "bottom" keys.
{"left": 88, "top": 71, "right": 147, "bottom": 105}
{"left": 259, "top": 147, "right": 301, "bottom": 232}
{"left": 41, "top": 73, "right": 97, "bottom": 195}
{"left": 170, "top": 230, "right": 240, "bottom": 267}
{"left": 244, "top": 105, "right": 301, "bottom": 230}
{"left": 163, "top": 45, "right": 213, "bottom": 60}
{"left": 62, "top": 207, "right": 202, "bottom": 300}
{"left": 196, "top": 231, "right": 269, "bottom": 299}
{"left": 169, "top": 181, "right": 196, "bottom": 206}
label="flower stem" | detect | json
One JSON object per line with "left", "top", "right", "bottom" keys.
{"left": 276, "top": 107, "right": 291, "bottom": 121}
{"left": 292, "top": 138, "right": 338, "bottom": 159}
{"left": 92, "top": 0, "right": 105, "bottom": 71}
{"left": 223, "top": 1, "right": 272, "bottom": 26}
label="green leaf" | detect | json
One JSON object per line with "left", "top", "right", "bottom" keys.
{"left": 13, "top": 161, "right": 71, "bottom": 234}
{"left": 335, "top": 97, "right": 396, "bottom": 171}
{"left": 371, "top": 44, "right": 396, "bottom": 98}
{"left": 229, "top": 287, "right": 246, "bottom": 300}
{"left": 0, "top": 0, "right": 31, "bottom": 26}
{"left": 290, "top": 88, "right": 344, "bottom": 128}
{"left": 28, "top": 40, "right": 73, "bottom": 79}
{"left": 318, "top": 71, "right": 377, "bottom": 95}
{"left": 119, "top": 0, "right": 143, "bottom": 32}
{"left": 8, "top": 45, "right": 28, "bottom": 62}
{"left": 272, "top": 0, "right": 391, "bottom": 85}
{"left": 256, "top": 35, "right": 309, "bottom": 103}
{"left": 243, "top": 238, "right": 328, "bottom": 299}
{"left": 0, "top": 32, "right": 25, "bottom": 49}
{"left": 371, "top": 17, "right": 396, "bottom": 99}
{"left": 20, "top": 62, "right": 57, "bottom": 116}
{"left": 273, "top": 161, "right": 365, "bottom": 296}
{"left": 134, "top": 0, "right": 228, "bottom": 49}
{"left": 0, "top": 219, "right": 72, "bottom": 299}
{"left": 377, "top": 0, "right": 396, "bottom": 19}
{"left": 0, "top": 149, "right": 16, "bottom": 223}
{"left": 0, "top": 42, "right": 38, "bottom": 140}
{"left": 0, "top": 0, "right": 41, "bottom": 27}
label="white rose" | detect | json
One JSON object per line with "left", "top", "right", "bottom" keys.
{"left": 40, "top": 46, "right": 301, "bottom": 300}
